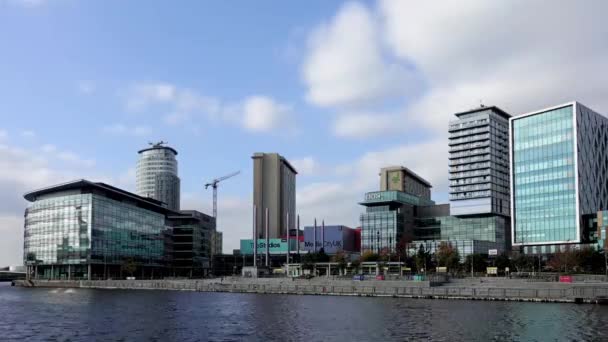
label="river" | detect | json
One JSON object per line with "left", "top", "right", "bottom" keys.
{"left": 1, "top": 282, "right": 607, "bottom": 341}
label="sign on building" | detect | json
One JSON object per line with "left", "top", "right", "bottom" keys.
{"left": 488, "top": 249, "right": 498, "bottom": 256}
{"left": 240, "top": 239, "right": 296, "bottom": 255}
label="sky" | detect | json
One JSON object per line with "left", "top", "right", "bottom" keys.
{"left": 1, "top": 0, "right": 607, "bottom": 265}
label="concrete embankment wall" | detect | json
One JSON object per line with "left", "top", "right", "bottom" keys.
{"left": 14, "top": 279, "right": 608, "bottom": 304}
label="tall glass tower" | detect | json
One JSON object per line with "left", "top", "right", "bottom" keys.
{"left": 449, "top": 106, "right": 511, "bottom": 216}
{"left": 136, "top": 142, "right": 180, "bottom": 211}
{"left": 510, "top": 102, "right": 608, "bottom": 253}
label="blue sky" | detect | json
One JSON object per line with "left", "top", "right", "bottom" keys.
{"left": 1, "top": 0, "right": 607, "bottom": 265}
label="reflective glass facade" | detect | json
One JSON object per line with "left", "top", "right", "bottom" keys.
{"left": 23, "top": 180, "right": 174, "bottom": 279}
{"left": 90, "top": 194, "right": 166, "bottom": 266}
{"left": 408, "top": 239, "right": 501, "bottom": 261}
{"left": 511, "top": 105, "right": 577, "bottom": 244}
{"left": 414, "top": 215, "right": 507, "bottom": 253}
{"left": 511, "top": 102, "right": 608, "bottom": 248}
{"left": 24, "top": 193, "right": 92, "bottom": 266}
{"left": 360, "top": 189, "right": 424, "bottom": 253}
{"left": 361, "top": 209, "right": 401, "bottom": 253}
{"left": 24, "top": 193, "right": 167, "bottom": 267}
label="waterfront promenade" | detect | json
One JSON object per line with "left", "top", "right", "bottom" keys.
{"left": 15, "top": 276, "right": 608, "bottom": 304}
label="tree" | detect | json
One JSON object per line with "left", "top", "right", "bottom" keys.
{"left": 350, "top": 259, "right": 361, "bottom": 274}
{"left": 331, "top": 250, "right": 348, "bottom": 272}
{"left": 463, "top": 254, "right": 488, "bottom": 273}
{"left": 512, "top": 253, "right": 534, "bottom": 273}
{"left": 415, "top": 244, "right": 431, "bottom": 273}
{"left": 436, "top": 242, "right": 460, "bottom": 271}
{"left": 121, "top": 258, "right": 137, "bottom": 277}
{"left": 547, "top": 247, "right": 579, "bottom": 273}
{"left": 361, "top": 250, "right": 379, "bottom": 262}
{"left": 494, "top": 253, "right": 511, "bottom": 271}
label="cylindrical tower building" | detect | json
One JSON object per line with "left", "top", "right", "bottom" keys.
{"left": 136, "top": 142, "right": 180, "bottom": 211}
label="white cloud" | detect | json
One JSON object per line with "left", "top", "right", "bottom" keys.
{"left": 0, "top": 215, "right": 24, "bottom": 266}
{"left": 77, "top": 80, "right": 95, "bottom": 95}
{"left": 5, "top": 0, "right": 45, "bottom": 7}
{"left": 102, "top": 123, "right": 152, "bottom": 137}
{"left": 302, "top": 0, "right": 608, "bottom": 139}
{"left": 21, "top": 130, "right": 35, "bottom": 138}
{"left": 125, "top": 81, "right": 295, "bottom": 133}
{"left": 242, "top": 96, "right": 293, "bottom": 133}
{"left": 333, "top": 112, "right": 403, "bottom": 138}
{"left": 126, "top": 82, "right": 176, "bottom": 111}
{"left": 302, "top": 2, "right": 413, "bottom": 109}
{"left": 378, "top": 0, "right": 608, "bottom": 134}
{"left": 296, "top": 139, "right": 448, "bottom": 229}
{"left": 0, "top": 130, "right": 7, "bottom": 140}
{"left": 291, "top": 157, "right": 318, "bottom": 176}
{"left": 57, "top": 151, "right": 96, "bottom": 168}
{"left": 40, "top": 144, "right": 56, "bottom": 153}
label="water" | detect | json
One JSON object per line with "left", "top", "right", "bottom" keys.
{"left": 1, "top": 282, "right": 607, "bottom": 341}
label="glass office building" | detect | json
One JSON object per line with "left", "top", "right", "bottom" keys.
{"left": 511, "top": 102, "right": 608, "bottom": 252}
{"left": 168, "top": 210, "right": 216, "bottom": 277}
{"left": 360, "top": 189, "right": 434, "bottom": 253}
{"left": 24, "top": 180, "right": 175, "bottom": 280}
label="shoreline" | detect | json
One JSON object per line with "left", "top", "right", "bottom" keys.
{"left": 14, "top": 278, "right": 608, "bottom": 305}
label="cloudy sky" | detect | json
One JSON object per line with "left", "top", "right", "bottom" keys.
{"left": 1, "top": 0, "right": 607, "bottom": 265}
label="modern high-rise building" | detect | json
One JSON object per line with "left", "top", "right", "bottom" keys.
{"left": 449, "top": 106, "right": 511, "bottom": 216}
{"left": 510, "top": 102, "right": 608, "bottom": 253}
{"left": 380, "top": 166, "right": 431, "bottom": 200}
{"left": 252, "top": 153, "right": 297, "bottom": 239}
{"left": 136, "top": 142, "right": 180, "bottom": 211}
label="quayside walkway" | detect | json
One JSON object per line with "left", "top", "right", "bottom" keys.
{"left": 14, "top": 277, "right": 608, "bottom": 304}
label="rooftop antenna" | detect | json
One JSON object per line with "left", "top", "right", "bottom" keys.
{"left": 148, "top": 141, "right": 168, "bottom": 147}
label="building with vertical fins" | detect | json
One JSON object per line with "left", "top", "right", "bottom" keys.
{"left": 449, "top": 106, "right": 511, "bottom": 216}
{"left": 510, "top": 101, "right": 608, "bottom": 253}
{"left": 136, "top": 142, "right": 180, "bottom": 211}
{"left": 252, "top": 153, "right": 297, "bottom": 239}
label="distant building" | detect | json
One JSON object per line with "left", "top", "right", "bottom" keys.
{"left": 510, "top": 102, "right": 608, "bottom": 253}
{"left": 380, "top": 166, "right": 431, "bottom": 201}
{"left": 252, "top": 153, "right": 297, "bottom": 239}
{"left": 136, "top": 142, "right": 180, "bottom": 211}
{"left": 303, "top": 225, "right": 358, "bottom": 254}
{"left": 449, "top": 106, "right": 511, "bottom": 216}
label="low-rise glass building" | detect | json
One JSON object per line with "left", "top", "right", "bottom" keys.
{"left": 23, "top": 179, "right": 219, "bottom": 280}
{"left": 360, "top": 190, "right": 434, "bottom": 253}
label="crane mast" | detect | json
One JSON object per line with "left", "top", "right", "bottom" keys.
{"left": 205, "top": 171, "right": 240, "bottom": 222}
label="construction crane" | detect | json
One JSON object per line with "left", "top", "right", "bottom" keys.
{"left": 205, "top": 171, "right": 241, "bottom": 219}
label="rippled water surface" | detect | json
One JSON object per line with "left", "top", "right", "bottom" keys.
{"left": 1, "top": 282, "right": 608, "bottom": 341}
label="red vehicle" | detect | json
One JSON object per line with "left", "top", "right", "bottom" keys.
{"left": 375, "top": 275, "right": 385, "bottom": 281}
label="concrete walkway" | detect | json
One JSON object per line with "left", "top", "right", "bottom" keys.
{"left": 15, "top": 277, "right": 608, "bottom": 304}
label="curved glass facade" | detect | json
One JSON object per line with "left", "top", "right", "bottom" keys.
{"left": 512, "top": 105, "right": 577, "bottom": 244}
